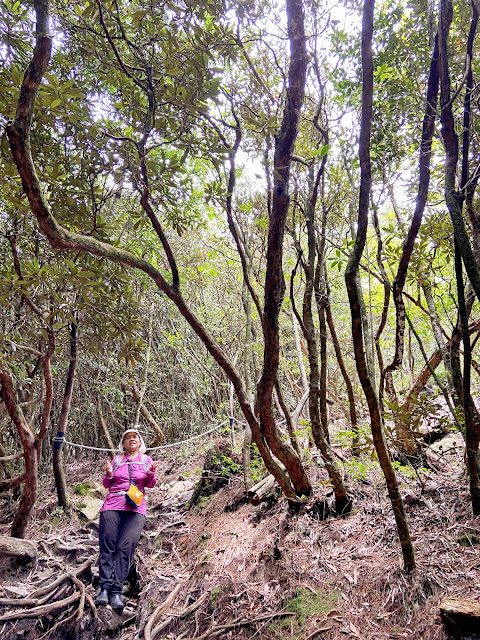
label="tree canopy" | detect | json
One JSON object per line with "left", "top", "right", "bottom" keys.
{"left": 1, "top": 0, "right": 480, "bottom": 573}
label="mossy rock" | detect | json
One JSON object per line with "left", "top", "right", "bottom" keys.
{"left": 187, "top": 440, "right": 241, "bottom": 509}
{"left": 268, "top": 587, "right": 339, "bottom": 638}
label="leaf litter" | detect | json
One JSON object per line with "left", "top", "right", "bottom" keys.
{"left": 0, "top": 433, "right": 477, "bottom": 639}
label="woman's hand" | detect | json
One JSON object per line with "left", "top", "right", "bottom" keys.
{"left": 105, "top": 460, "right": 113, "bottom": 478}
{"left": 147, "top": 461, "right": 158, "bottom": 474}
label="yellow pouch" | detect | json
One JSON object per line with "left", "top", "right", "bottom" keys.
{"left": 125, "top": 484, "right": 144, "bottom": 508}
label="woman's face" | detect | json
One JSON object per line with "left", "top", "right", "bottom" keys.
{"left": 123, "top": 432, "right": 141, "bottom": 455}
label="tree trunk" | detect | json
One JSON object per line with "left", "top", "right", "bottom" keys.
{"left": 53, "top": 320, "right": 77, "bottom": 509}
{"left": 291, "top": 313, "right": 310, "bottom": 420}
{"left": 97, "top": 398, "right": 115, "bottom": 452}
{"left": 6, "top": 0, "right": 311, "bottom": 500}
{"left": 241, "top": 281, "right": 255, "bottom": 491}
{"left": 294, "top": 163, "right": 350, "bottom": 513}
{"left": 324, "top": 279, "right": 359, "bottom": 451}
{"left": 455, "top": 242, "right": 480, "bottom": 513}
{"left": 315, "top": 260, "right": 330, "bottom": 444}
{"left": 0, "top": 361, "right": 38, "bottom": 539}
{"left": 382, "top": 32, "right": 439, "bottom": 456}
{"left": 402, "top": 319, "right": 480, "bottom": 413}
{"left": 255, "top": 0, "right": 312, "bottom": 499}
{"left": 129, "top": 375, "right": 165, "bottom": 443}
{"left": 344, "top": 0, "right": 415, "bottom": 572}
{"left": 438, "top": 0, "right": 480, "bottom": 301}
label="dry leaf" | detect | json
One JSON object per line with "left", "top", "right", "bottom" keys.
{"left": 349, "top": 621, "right": 360, "bottom": 636}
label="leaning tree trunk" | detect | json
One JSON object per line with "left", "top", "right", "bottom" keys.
{"left": 6, "top": 0, "right": 310, "bottom": 501}
{"left": 344, "top": 0, "right": 415, "bottom": 572}
{"left": 0, "top": 361, "right": 38, "bottom": 539}
{"left": 97, "top": 398, "right": 115, "bottom": 452}
{"left": 324, "top": 272, "right": 359, "bottom": 450}
{"left": 401, "top": 318, "right": 480, "bottom": 414}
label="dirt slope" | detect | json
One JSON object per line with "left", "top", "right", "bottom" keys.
{"left": 0, "top": 434, "right": 478, "bottom": 640}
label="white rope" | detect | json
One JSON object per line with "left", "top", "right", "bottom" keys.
{"left": 62, "top": 441, "right": 115, "bottom": 453}
{"left": 61, "top": 418, "right": 231, "bottom": 454}
{"left": 147, "top": 419, "right": 230, "bottom": 450}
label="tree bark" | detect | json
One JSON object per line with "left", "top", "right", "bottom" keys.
{"left": 53, "top": 319, "right": 77, "bottom": 508}
{"left": 255, "top": 0, "right": 312, "bottom": 500}
{"left": 402, "top": 318, "right": 480, "bottom": 413}
{"left": 344, "top": 0, "right": 415, "bottom": 572}
{"left": 455, "top": 242, "right": 480, "bottom": 513}
{"left": 438, "top": 0, "right": 480, "bottom": 512}
{"left": 324, "top": 278, "right": 358, "bottom": 443}
{"left": 382, "top": 33, "right": 439, "bottom": 454}
{"left": 439, "top": 0, "right": 480, "bottom": 301}
{"left": 0, "top": 361, "right": 38, "bottom": 538}
{"left": 293, "top": 162, "right": 350, "bottom": 513}
{"left": 128, "top": 372, "right": 165, "bottom": 443}
{"left": 96, "top": 398, "right": 115, "bottom": 452}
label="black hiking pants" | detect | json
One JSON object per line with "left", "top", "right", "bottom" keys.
{"left": 98, "top": 510, "right": 145, "bottom": 594}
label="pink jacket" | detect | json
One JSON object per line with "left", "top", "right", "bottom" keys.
{"left": 101, "top": 453, "right": 156, "bottom": 516}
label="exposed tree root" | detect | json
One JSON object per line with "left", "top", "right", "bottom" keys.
{"left": 144, "top": 582, "right": 182, "bottom": 640}
{"left": 190, "top": 611, "right": 295, "bottom": 640}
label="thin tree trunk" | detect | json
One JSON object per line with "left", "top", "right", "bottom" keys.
{"left": 0, "top": 361, "right": 38, "bottom": 539}
{"left": 134, "top": 303, "right": 154, "bottom": 426}
{"left": 315, "top": 259, "right": 330, "bottom": 444}
{"left": 241, "top": 281, "right": 255, "bottom": 491}
{"left": 382, "top": 31, "right": 439, "bottom": 454}
{"left": 97, "top": 398, "right": 115, "bottom": 452}
{"left": 129, "top": 375, "right": 165, "bottom": 443}
{"left": 439, "top": 0, "right": 480, "bottom": 301}
{"left": 344, "top": 0, "right": 415, "bottom": 572}
{"left": 455, "top": 242, "right": 480, "bottom": 513}
{"left": 402, "top": 318, "right": 480, "bottom": 413}
{"left": 422, "top": 279, "right": 452, "bottom": 392}
{"left": 293, "top": 165, "right": 350, "bottom": 512}
{"left": 53, "top": 320, "right": 77, "bottom": 509}
{"left": 438, "top": 0, "right": 480, "bottom": 512}
{"left": 291, "top": 314, "right": 309, "bottom": 419}
{"left": 324, "top": 277, "right": 358, "bottom": 442}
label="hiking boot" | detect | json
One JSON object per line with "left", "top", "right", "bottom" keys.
{"left": 109, "top": 593, "right": 124, "bottom": 612}
{"left": 95, "top": 589, "right": 109, "bottom": 607}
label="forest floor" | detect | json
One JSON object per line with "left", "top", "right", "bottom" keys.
{"left": 0, "top": 427, "right": 479, "bottom": 640}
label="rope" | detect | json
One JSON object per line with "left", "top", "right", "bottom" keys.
{"left": 231, "top": 416, "right": 247, "bottom": 426}
{"left": 148, "top": 419, "right": 230, "bottom": 451}
{"left": 57, "top": 418, "right": 231, "bottom": 454}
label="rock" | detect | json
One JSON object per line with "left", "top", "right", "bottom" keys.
{"left": 167, "top": 489, "right": 195, "bottom": 507}
{"left": 402, "top": 492, "right": 418, "bottom": 505}
{"left": 429, "top": 433, "right": 462, "bottom": 454}
{"left": 168, "top": 480, "right": 195, "bottom": 495}
{"left": 3, "top": 584, "right": 30, "bottom": 598}
{"left": 96, "top": 604, "right": 136, "bottom": 630}
{"left": 87, "top": 482, "right": 108, "bottom": 500}
{"left": 78, "top": 495, "right": 105, "bottom": 521}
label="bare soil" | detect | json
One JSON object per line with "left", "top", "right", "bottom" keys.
{"left": 0, "top": 433, "right": 479, "bottom": 640}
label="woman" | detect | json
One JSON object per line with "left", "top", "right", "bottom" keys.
{"left": 95, "top": 428, "right": 158, "bottom": 611}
